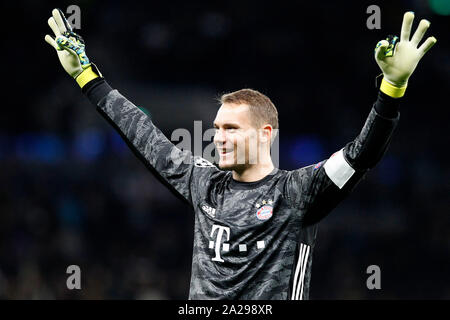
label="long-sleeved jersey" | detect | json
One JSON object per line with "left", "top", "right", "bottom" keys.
{"left": 82, "top": 78, "right": 400, "bottom": 300}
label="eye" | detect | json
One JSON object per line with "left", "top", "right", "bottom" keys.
{"left": 225, "top": 125, "right": 239, "bottom": 132}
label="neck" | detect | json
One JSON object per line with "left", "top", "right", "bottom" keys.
{"left": 232, "top": 161, "right": 275, "bottom": 182}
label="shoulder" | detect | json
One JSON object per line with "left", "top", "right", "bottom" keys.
{"left": 193, "top": 156, "right": 216, "bottom": 169}
{"left": 283, "top": 163, "right": 319, "bottom": 181}
{"left": 192, "top": 156, "right": 228, "bottom": 181}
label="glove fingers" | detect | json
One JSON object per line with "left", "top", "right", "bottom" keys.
{"left": 418, "top": 36, "right": 437, "bottom": 57}
{"left": 52, "top": 8, "right": 73, "bottom": 32}
{"left": 375, "top": 40, "right": 389, "bottom": 61}
{"left": 48, "top": 17, "right": 61, "bottom": 37}
{"left": 400, "top": 11, "right": 414, "bottom": 42}
{"left": 52, "top": 8, "right": 68, "bottom": 33}
{"left": 45, "top": 34, "right": 60, "bottom": 50}
{"left": 411, "top": 19, "right": 430, "bottom": 46}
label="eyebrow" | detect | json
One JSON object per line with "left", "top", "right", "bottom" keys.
{"left": 213, "top": 122, "right": 241, "bottom": 128}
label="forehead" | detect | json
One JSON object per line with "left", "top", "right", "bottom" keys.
{"left": 214, "top": 103, "right": 252, "bottom": 125}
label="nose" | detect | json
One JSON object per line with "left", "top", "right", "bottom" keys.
{"left": 214, "top": 128, "right": 226, "bottom": 145}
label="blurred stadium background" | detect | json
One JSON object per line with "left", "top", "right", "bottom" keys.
{"left": 0, "top": 0, "right": 449, "bottom": 299}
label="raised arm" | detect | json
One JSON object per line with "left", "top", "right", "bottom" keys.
{"left": 286, "top": 11, "right": 437, "bottom": 226}
{"left": 45, "top": 8, "right": 218, "bottom": 205}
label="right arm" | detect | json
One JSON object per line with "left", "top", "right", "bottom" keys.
{"left": 45, "top": 8, "right": 218, "bottom": 205}
{"left": 84, "top": 78, "right": 218, "bottom": 205}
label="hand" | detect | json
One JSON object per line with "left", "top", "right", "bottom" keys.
{"left": 375, "top": 11, "right": 437, "bottom": 87}
{"left": 45, "top": 8, "right": 92, "bottom": 79}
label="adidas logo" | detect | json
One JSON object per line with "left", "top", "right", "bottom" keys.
{"left": 202, "top": 205, "right": 216, "bottom": 218}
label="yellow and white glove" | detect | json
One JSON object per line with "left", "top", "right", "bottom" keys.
{"left": 45, "top": 8, "right": 101, "bottom": 88}
{"left": 375, "top": 11, "right": 437, "bottom": 98}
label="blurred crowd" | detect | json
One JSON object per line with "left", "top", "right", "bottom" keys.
{"left": 0, "top": 0, "right": 449, "bottom": 299}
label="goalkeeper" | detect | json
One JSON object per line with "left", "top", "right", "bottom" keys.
{"left": 45, "top": 9, "right": 436, "bottom": 299}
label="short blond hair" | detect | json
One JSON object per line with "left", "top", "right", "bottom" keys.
{"left": 219, "top": 88, "right": 279, "bottom": 130}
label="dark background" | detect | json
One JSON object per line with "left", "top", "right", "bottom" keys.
{"left": 0, "top": 0, "right": 449, "bottom": 299}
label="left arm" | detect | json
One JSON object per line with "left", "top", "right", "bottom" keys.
{"left": 285, "top": 11, "right": 437, "bottom": 226}
{"left": 287, "top": 90, "right": 400, "bottom": 226}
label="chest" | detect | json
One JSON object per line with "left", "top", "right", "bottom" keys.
{"left": 196, "top": 183, "right": 299, "bottom": 237}
{"left": 194, "top": 188, "right": 300, "bottom": 265}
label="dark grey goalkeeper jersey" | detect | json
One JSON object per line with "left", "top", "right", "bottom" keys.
{"left": 82, "top": 78, "right": 400, "bottom": 300}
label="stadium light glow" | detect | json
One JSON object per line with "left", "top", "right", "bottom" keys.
{"left": 429, "top": 0, "right": 450, "bottom": 15}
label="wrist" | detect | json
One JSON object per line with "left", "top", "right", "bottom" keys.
{"left": 75, "top": 65, "right": 99, "bottom": 88}
{"left": 375, "top": 91, "right": 401, "bottom": 118}
{"left": 380, "top": 77, "right": 407, "bottom": 98}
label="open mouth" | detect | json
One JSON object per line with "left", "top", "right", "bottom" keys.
{"left": 218, "top": 149, "right": 233, "bottom": 156}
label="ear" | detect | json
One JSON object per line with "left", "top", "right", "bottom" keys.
{"left": 259, "top": 124, "right": 273, "bottom": 144}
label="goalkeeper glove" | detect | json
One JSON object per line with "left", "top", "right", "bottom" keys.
{"left": 374, "top": 11, "right": 437, "bottom": 98}
{"left": 45, "top": 8, "right": 102, "bottom": 88}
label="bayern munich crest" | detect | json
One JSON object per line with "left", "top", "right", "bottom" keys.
{"left": 255, "top": 199, "right": 274, "bottom": 221}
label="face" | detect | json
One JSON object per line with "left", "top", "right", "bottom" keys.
{"left": 213, "top": 103, "right": 270, "bottom": 171}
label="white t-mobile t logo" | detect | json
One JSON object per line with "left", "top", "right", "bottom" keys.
{"left": 209, "top": 224, "right": 230, "bottom": 262}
